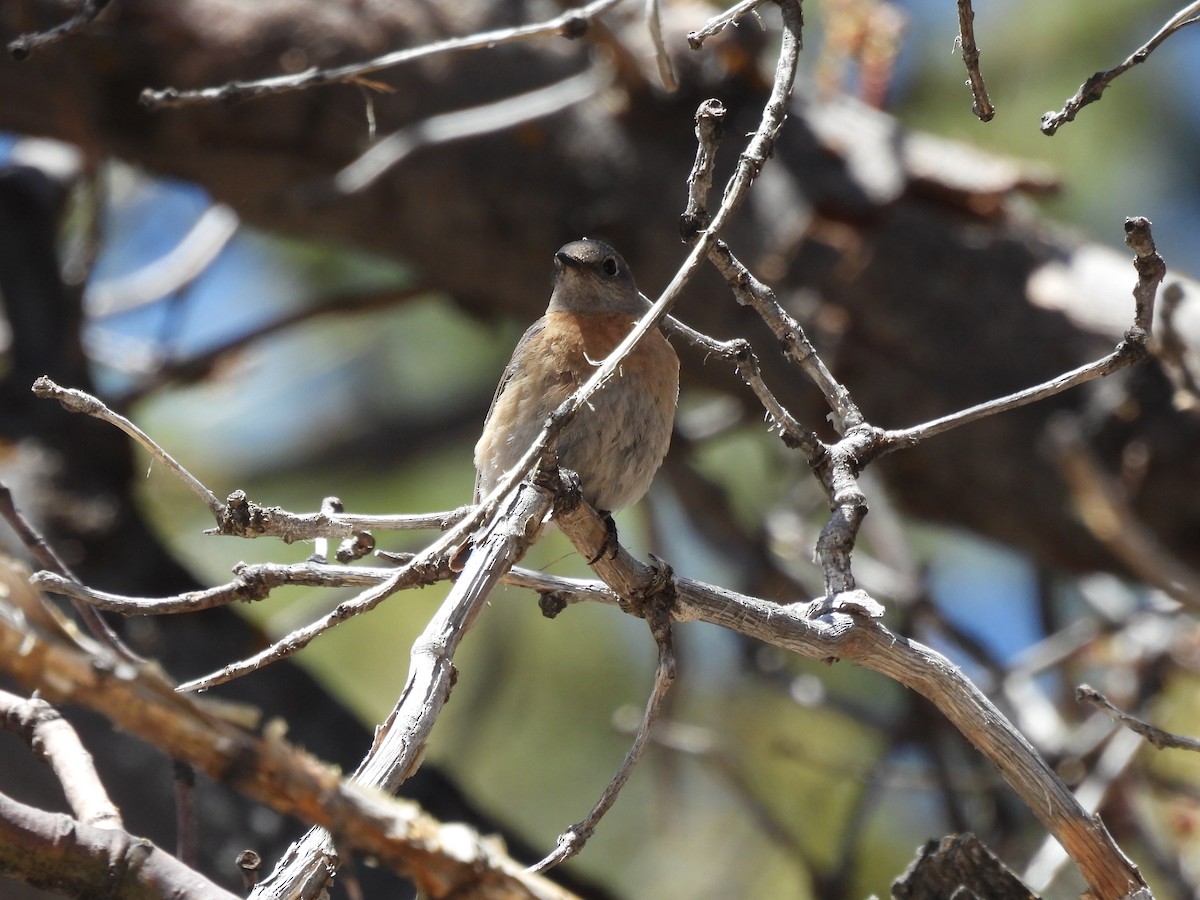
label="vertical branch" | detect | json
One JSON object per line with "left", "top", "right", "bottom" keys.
{"left": 956, "top": 0, "right": 994, "bottom": 121}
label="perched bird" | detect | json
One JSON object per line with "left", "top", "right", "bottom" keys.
{"left": 474, "top": 239, "right": 679, "bottom": 519}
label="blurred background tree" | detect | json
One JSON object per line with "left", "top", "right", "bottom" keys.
{"left": 1, "top": 0, "right": 1199, "bottom": 898}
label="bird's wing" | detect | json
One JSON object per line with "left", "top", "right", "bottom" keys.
{"left": 474, "top": 317, "right": 546, "bottom": 502}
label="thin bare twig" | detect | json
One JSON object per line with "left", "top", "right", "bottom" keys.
{"left": 333, "top": 63, "right": 613, "bottom": 195}
{"left": 882, "top": 343, "right": 1145, "bottom": 448}
{"left": 34, "top": 554, "right": 618, "bottom": 617}
{"left": 883, "top": 217, "right": 1161, "bottom": 449}
{"left": 1078, "top": 685, "right": 1200, "bottom": 753}
{"left": 957, "top": 0, "right": 994, "bottom": 121}
{"left": 688, "top": 0, "right": 771, "bottom": 49}
{"left": 645, "top": 0, "right": 678, "bottom": 91}
{"left": 1155, "top": 282, "right": 1200, "bottom": 409}
{"left": 657, "top": 311, "right": 823, "bottom": 455}
{"left": 1048, "top": 417, "right": 1200, "bottom": 609}
{"left": 86, "top": 204, "right": 240, "bottom": 317}
{"left": 1042, "top": 0, "right": 1200, "bottom": 135}
{"left": 32, "top": 377, "right": 223, "bottom": 517}
{"left": 708, "top": 241, "right": 863, "bottom": 433}
{"left": 530, "top": 611, "right": 675, "bottom": 872}
{"left": 0, "top": 483, "right": 139, "bottom": 662}
{"left": 7, "top": 0, "right": 111, "bottom": 60}
{"left": 174, "top": 515, "right": 467, "bottom": 692}
{"left": 140, "top": 0, "right": 627, "bottom": 109}
{"left": 679, "top": 97, "right": 861, "bottom": 437}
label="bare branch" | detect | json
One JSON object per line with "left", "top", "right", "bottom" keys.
{"left": 957, "top": 0, "right": 995, "bottom": 121}
{"left": 0, "top": 690, "right": 123, "bottom": 830}
{"left": 35, "top": 553, "right": 618, "bottom": 617}
{"left": 531, "top": 602, "right": 675, "bottom": 872}
{"left": 7, "top": 0, "right": 110, "bottom": 61}
{"left": 645, "top": 0, "right": 678, "bottom": 91}
{"left": 252, "top": 477, "right": 555, "bottom": 898}
{"left": 32, "top": 377, "right": 224, "bottom": 518}
{"left": 0, "top": 482, "right": 140, "bottom": 663}
{"left": 705, "top": 240, "right": 864, "bottom": 434}
{"left": 0, "top": 789, "right": 240, "bottom": 900}
{"left": 688, "top": 0, "right": 771, "bottom": 50}
{"left": 140, "top": 0, "right": 628, "bottom": 109}
{"left": 0, "top": 583, "right": 578, "bottom": 899}
{"left": 1079, "top": 685, "right": 1200, "bottom": 753}
{"left": 1155, "top": 282, "right": 1200, "bottom": 409}
{"left": 680, "top": 98, "right": 861, "bottom": 435}
{"left": 883, "top": 217, "right": 1161, "bottom": 449}
{"left": 1047, "top": 416, "right": 1200, "bottom": 609}
{"left": 332, "top": 62, "right": 613, "bottom": 196}
{"left": 545, "top": 485, "right": 1145, "bottom": 899}
{"left": 1042, "top": 1, "right": 1200, "bottom": 135}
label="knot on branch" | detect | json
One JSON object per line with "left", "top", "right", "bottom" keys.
{"left": 678, "top": 211, "right": 709, "bottom": 241}
{"left": 559, "top": 15, "right": 589, "bottom": 39}
{"left": 336, "top": 531, "right": 376, "bottom": 562}
{"left": 544, "top": 463, "right": 579, "bottom": 517}
{"left": 620, "top": 555, "right": 677, "bottom": 632}
{"left": 216, "top": 490, "right": 267, "bottom": 537}
{"left": 1117, "top": 330, "right": 1152, "bottom": 364}
{"left": 538, "top": 592, "right": 569, "bottom": 619}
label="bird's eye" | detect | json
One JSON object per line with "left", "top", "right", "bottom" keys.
{"left": 602, "top": 256, "right": 619, "bottom": 277}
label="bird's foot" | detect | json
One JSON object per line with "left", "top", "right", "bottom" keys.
{"left": 587, "top": 512, "right": 621, "bottom": 565}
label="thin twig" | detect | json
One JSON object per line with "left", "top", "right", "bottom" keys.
{"left": 658, "top": 311, "right": 823, "bottom": 456}
{"left": 34, "top": 552, "right": 619, "bottom": 617}
{"left": 141, "top": 0, "right": 628, "bottom": 109}
{"left": 707, "top": 241, "right": 863, "bottom": 433}
{"left": 332, "top": 62, "right": 612, "bottom": 195}
{"left": 1154, "top": 282, "right": 1200, "bottom": 408}
{"left": 956, "top": 0, "right": 994, "bottom": 122}
{"left": 1124, "top": 215, "right": 1165, "bottom": 334}
{"left": 86, "top": 204, "right": 240, "bottom": 317}
{"left": 679, "top": 98, "right": 726, "bottom": 237}
{"left": 0, "top": 483, "right": 140, "bottom": 662}
{"left": 1041, "top": 0, "right": 1200, "bottom": 135}
{"left": 882, "top": 343, "right": 1145, "bottom": 448}
{"left": 1078, "top": 685, "right": 1200, "bottom": 753}
{"left": 32, "top": 377, "right": 223, "bottom": 518}
{"left": 679, "top": 98, "right": 860, "bottom": 435}
{"left": 175, "top": 525, "right": 460, "bottom": 692}
{"left": 884, "top": 216, "right": 1161, "bottom": 448}
{"left": 7, "top": 0, "right": 111, "bottom": 61}
{"left": 645, "top": 0, "right": 678, "bottom": 91}
{"left": 688, "top": 0, "right": 771, "bottom": 49}
{"left": 530, "top": 612, "right": 675, "bottom": 872}
{"left": 1047, "top": 416, "right": 1200, "bottom": 609}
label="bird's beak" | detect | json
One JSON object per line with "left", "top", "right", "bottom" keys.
{"left": 555, "top": 250, "right": 581, "bottom": 269}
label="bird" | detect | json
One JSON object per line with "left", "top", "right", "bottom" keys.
{"left": 473, "top": 239, "right": 679, "bottom": 523}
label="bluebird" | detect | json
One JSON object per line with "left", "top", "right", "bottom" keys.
{"left": 474, "top": 239, "right": 679, "bottom": 521}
